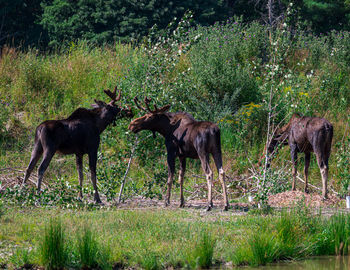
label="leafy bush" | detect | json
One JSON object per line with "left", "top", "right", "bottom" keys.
{"left": 335, "top": 129, "right": 350, "bottom": 197}
{"left": 189, "top": 20, "right": 264, "bottom": 119}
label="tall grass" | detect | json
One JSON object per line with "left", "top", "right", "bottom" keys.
{"left": 2, "top": 208, "right": 350, "bottom": 268}
{"left": 76, "top": 226, "right": 100, "bottom": 269}
{"left": 38, "top": 218, "right": 69, "bottom": 270}
{"left": 76, "top": 225, "right": 112, "bottom": 269}
{"left": 188, "top": 229, "right": 216, "bottom": 269}
{"left": 316, "top": 213, "right": 350, "bottom": 256}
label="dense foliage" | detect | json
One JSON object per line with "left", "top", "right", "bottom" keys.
{"left": 2, "top": 0, "right": 350, "bottom": 48}
{"left": 0, "top": 15, "right": 349, "bottom": 203}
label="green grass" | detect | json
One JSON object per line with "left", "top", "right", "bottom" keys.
{"left": 1, "top": 207, "right": 350, "bottom": 269}
{"left": 76, "top": 226, "right": 100, "bottom": 269}
{"left": 39, "top": 218, "right": 70, "bottom": 269}
{"left": 188, "top": 229, "right": 216, "bottom": 268}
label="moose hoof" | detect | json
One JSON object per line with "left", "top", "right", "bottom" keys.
{"left": 164, "top": 201, "right": 170, "bottom": 207}
{"left": 94, "top": 197, "right": 103, "bottom": 205}
{"left": 179, "top": 203, "right": 185, "bottom": 208}
{"left": 304, "top": 188, "right": 309, "bottom": 194}
{"left": 223, "top": 205, "right": 229, "bottom": 211}
{"left": 206, "top": 205, "right": 212, "bottom": 212}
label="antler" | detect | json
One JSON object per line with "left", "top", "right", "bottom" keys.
{"left": 144, "top": 97, "right": 158, "bottom": 113}
{"left": 104, "top": 86, "right": 122, "bottom": 104}
{"left": 133, "top": 96, "right": 148, "bottom": 112}
{"left": 134, "top": 96, "right": 171, "bottom": 114}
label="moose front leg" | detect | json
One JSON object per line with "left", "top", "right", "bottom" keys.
{"left": 290, "top": 144, "right": 298, "bottom": 191}
{"left": 88, "top": 152, "right": 102, "bottom": 204}
{"left": 178, "top": 157, "right": 186, "bottom": 208}
{"left": 165, "top": 154, "right": 176, "bottom": 207}
{"left": 76, "top": 154, "right": 84, "bottom": 200}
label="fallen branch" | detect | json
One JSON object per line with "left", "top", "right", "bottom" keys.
{"left": 296, "top": 173, "right": 338, "bottom": 195}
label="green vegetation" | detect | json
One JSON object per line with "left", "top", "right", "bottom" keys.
{"left": 1, "top": 207, "right": 350, "bottom": 268}
{"left": 39, "top": 218, "right": 69, "bottom": 269}
{"left": 3, "top": 1, "right": 350, "bottom": 48}
{"left": 1, "top": 6, "right": 350, "bottom": 269}
{"left": 0, "top": 15, "right": 349, "bottom": 204}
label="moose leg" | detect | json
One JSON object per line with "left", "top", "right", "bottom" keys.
{"left": 23, "top": 142, "right": 43, "bottom": 185}
{"left": 178, "top": 157, "right": 186, "bottom": 208}
{"left": 37, "top": 149, "right": 55, "bottom": 192}
{"left": 213, "top": 153, "right": 229, "bottom": 211}
{"left": 76, "top": 155, "right": 84, "bottom": 199}
{"left": 165, "top": 154, "right": 176, "bottom": 207}
{"left": 88, "top": 152, "right": 102, "bottom": 204}
{"left": 199, "top": 154, "right": 213, "bottom": 211}
{"left": 316, "top": 153, "right": 328, "bottom": 199}
{"left": 290, "top": 145, "right": 298, "bottom": 191}
{"left": 304, "top": 152, "right": 311, "bottom": 194}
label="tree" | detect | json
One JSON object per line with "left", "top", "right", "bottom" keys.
{"left": 0, "top": 0, "right": 45, "bottom": 48}
{"left": 39, "top": 0, "right": 232, "bottom": 46}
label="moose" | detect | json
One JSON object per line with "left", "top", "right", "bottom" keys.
{"left": 128, "top": 97, "right": 229, "bottom": 211}
{"left": 22, "top": 86, "right": 133, "bottom": 203}
{"left": 264, "top": 113, "right": 333, "bottom": 199}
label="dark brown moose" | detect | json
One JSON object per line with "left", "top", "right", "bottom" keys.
{"left": 128, "top": 97, "right": 229, "bottom": 211}
{"left": 265, "top": 113, "right": 333, "bottom": 199}
{"left": 22, "top": 86, "right": 133, "bottom": 203}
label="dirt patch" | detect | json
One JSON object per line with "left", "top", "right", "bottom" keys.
{"left": 0, "top": 168, "right": 346, "bottom": 213}
{"left": 268, "top": 190, "right": 343, "bottom": 208}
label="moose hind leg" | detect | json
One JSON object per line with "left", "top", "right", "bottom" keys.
{"left": 37, "top": 149, "right": 55, "bottom": 192}
{"left": 213, "top": 153, "right": 229, "bottom": 211}
{"left": 304, "top": 152, "right": 311, "bottom": 194}
{"left": 23, "top": 142, "right": 43, "bottom": 185}
{"left": 199, "top": 154, "right": 213, "bottom": 211}
{"left": 178, "top": 157, "right": 186, "bottom": 208}
{"left": 316, "top": 153, "right": 328, "bottom": 199}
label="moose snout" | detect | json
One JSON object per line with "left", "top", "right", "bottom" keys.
{"left": 128, "top": 122, "right": 140, "bottom": 133}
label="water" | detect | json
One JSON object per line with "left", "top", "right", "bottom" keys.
{"left": 239, "top": 256, "right": 350, "bottom": 270}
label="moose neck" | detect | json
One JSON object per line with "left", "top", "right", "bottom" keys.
{"left": 95, "top": 115, "right": 115, "bottom": 134}
{"left": 149, "top": 114, "right": 175, "bottom": 137}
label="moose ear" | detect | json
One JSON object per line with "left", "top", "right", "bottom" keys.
{"left": 91, "top": 99, "right": 106, "bottom": 108}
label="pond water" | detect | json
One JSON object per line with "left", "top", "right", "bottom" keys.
{"left": 239, "top": 256, "right": 350, "bottom": 270}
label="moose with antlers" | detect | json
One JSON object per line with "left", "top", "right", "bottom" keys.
{"left": 22, "top": 86, "right": 133, "bottom": 203}
{"left": 128, "top": 97, "right": 229, "bottom": 211}
{"left": 265, "top": 113, "right": 333, "bottom": 199}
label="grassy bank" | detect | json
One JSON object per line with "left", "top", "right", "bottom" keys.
{"left": 1, "top": 206, "right": 350, "bottom": 269}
